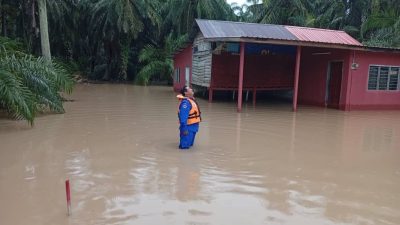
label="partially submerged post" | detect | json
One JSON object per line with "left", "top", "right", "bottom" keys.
{"left": 65, "top": 179, "right": 71, "bottom": 216}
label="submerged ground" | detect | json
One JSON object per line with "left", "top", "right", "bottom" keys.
{"left": 0, "top": 84, "right": 399, "bottom": 225}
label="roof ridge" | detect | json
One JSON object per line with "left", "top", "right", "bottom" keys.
{"left": 285, "top": 25, "right": 346, "bottom": 33}
{"left": 195, "top": 19, "right": 348, "bottom": 33}
{"left": 195, "top": 19, "right": 363, "bottom": 47}
{"left": 195, "top": 19, "right": 285, "bottom": 27}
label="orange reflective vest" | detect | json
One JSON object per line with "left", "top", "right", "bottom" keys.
{"left": 177, "top": 95, "right": 201, "bottom": 125}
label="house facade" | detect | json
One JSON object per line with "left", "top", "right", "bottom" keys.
{"left": 173, "top": 19, "right": 400, "bottom": 111}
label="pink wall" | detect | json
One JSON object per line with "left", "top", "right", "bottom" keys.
{"left": 173, "top": 45, "right": 192, "bottom": 91}
{"left": 298, "top": 47, "right": 351, "bottom": 109}
{"left": 346, "top": 50, "right": 400, "bottom": 110}
{"left": 174, "top": 43, "right": 400, "bottom": 110}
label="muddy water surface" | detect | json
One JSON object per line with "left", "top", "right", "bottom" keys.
{"left": 0, "top": 84, "right": 399, "bottom": 225}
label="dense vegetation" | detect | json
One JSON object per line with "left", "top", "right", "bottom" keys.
{"left": 0, "top": 0, "right": 399, "bottom": 122}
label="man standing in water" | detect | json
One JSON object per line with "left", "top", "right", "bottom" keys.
{"left": 177, "top": 86, "right": 201, "bottom": 149}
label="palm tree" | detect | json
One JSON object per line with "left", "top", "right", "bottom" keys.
{"left": 0, "top": 37, "right": 73, "bottom": 124}
{"left": 37, "top": 0, "right": 51, "bottom": 62}
{"left": 136, "top": 34, "right": 187, "bottom": 85}
{"left": 312, "top": 0, "right": 346, "bottom": 29}
{"left": 360, "top": 0, "right": 400, "bottom": 47}
{"left": 230, "top": 2, "right": 251, "bottom": 22}
{"left": 253, "top": 0, "right": 312, "bottom": 26}
{"left": 165, "top": 0, "right": 235, "bottom": 35}
{"left": 90, "top": 0, "right": 161, "bottom": 80}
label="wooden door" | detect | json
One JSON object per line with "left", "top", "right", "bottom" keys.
{"left": 327, "top": 62, "right": 343, "bottom": 108}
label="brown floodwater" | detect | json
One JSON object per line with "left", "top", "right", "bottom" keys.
{"left": 0, "top": 84, "right": 399, "bottom": 225}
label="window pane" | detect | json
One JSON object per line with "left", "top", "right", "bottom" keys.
{"left": 378, "top": 67, "right": 389, "bottom": 90}
{"left": 389, "top": 67, "right": 399, "bottom": 90}
{"left": 368, "top": 66, "right": 379, "bottom": 90}
{"left": 175, "top": 68, "right": 180, "bottom": 83}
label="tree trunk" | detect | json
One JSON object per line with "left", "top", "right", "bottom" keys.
{"left": 119, "top": 37, "right": 130, "bottom": 80}
{"left": 32, "top": 0, "right": 38, "bottom": 36}
{"left": 102, "top": 40, "right": 112, "bottom": 80}
{"left": 37, "top": 0, "right": 51, "bottom": 63}
{"left": 19, "top": 0, "right": 26, "bottom": 44}
{"left": 1, "top": 0, "right": 7, "bottom": 36}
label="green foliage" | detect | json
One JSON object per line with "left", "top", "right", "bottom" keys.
{"left": 165, "top": 0, "right": 235, "bottom": 35}
{"left": 136, "top": 34, "right": 187, "bottom": 85}
{"left": 363, "top": 27, "right": 400, "bottom": 47}
{"left": 53, "top": 58, "right": 83, "bottom": 77}
{"left": 0, "top": 37, "right": 74, "bottom": 124}
{"left": 230, "top": 0, "right": 399, "bottom": 48}
{"left": 0, "top": 68, "right": 36, "bottom": 123}
{"left": 0, "top": 36, "right": 24, "bottom": 52}
{"left": 1, "top": 0, "right": 399, "bottom": 91}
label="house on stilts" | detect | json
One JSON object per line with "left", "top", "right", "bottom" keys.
{"left": 173, "top": 19, "right": 400, "bottom": 111}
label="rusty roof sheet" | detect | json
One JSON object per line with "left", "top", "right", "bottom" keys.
{"left": 196, "top": 19, "right": 363, "bottom": 47}
{"left": 285, "top": 26, "right": 362, "bottom": 46}
{"left": 196, "top": 19, "right": 298, "bottom": 41}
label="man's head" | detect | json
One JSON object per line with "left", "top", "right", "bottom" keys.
{"left": 180, "top": 86, "right": 194, "bottom": 97}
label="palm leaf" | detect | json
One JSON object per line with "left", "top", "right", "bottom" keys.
{"left": 135, "top": 60, "right": 170, "bottom": 85}
{"left": 0, "top": 69, "right": 35, "bottom": 124}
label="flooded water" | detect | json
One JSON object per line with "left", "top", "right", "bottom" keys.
{"left": 0, "top": 84, "right": 399, "bottom": 225}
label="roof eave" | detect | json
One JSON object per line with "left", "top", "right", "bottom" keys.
{"left": 363, "top": 46, "right": 400, "bottom": 53}
{"left": 202, "top": 37, "right": 365, "bottom": 51}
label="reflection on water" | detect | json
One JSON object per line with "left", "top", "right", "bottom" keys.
{"left": 0, "top": 84, "right": 399, "bottom": 225}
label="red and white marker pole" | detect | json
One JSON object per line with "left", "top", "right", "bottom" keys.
{"left": 65, "top": 179, "right": 71, "bottom": 216}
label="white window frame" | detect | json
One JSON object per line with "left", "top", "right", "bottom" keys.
{"left": 367, "top": 64, "right": 400, "bottom": 91}
{"left": 175, "top": 68, "right": 180, "bottom": 83}
{"left": 185, "top": 66, "right": 190, "bottom": 86}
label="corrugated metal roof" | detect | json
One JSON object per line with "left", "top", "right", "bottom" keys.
{"left": 196, "top": 19, "right": 298, "bottom": 41}
{"left": 285, "top": 26, "right": 362, "bottom": 46}
{"left": 364, "top": 45, "right": 400, "bottom": 52}
{"left": 196, "top": 19, "right": 363, "bottom": 47}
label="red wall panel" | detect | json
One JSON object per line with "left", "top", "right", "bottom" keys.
{"left": 211, "top": 53, "right": 295, "bottom": 89}
{"left": 298, "top": 47, "right": 350, "bottom": 108}
{"left": 173, "top": 45, "right": 192, "bottom": 91}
